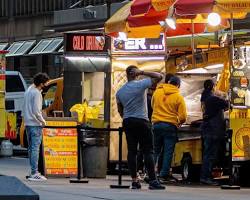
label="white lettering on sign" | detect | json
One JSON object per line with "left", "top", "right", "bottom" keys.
{"left": 125, "top": 39, "right": 147, "bottom": 50}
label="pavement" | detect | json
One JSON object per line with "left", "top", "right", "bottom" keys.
{"left": 0, "top": 156, "right": 250, "bottom": 200}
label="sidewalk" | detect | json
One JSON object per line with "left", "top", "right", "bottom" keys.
{"left": 1, "top": 157, "right": 250, "bottom": 200}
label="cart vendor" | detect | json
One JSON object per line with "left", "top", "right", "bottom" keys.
{"left": 200, "top": 79, "right": 229, "bottom": 185}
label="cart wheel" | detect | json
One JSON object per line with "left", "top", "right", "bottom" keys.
{"left": 231, "top": 165, "right": 240, "bottom": 185}
{"left": 181, "top": 156, "right": 192, "bottom": 181}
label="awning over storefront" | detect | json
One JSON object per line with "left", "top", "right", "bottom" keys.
{"left": 29, "top": 38, "right": 63, "bottom": 55}
{"left": 6, "top": 40, "right": 35, "bottom": 57}
{"left": 0, "top": 43, "right": 8, "bottom": 51}
{"left": 58, "top": 46, "right": 64, "bottom": 53}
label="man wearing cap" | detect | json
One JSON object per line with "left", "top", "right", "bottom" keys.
{"left": 152, "top": 75, "right": 187, "bottom": 181}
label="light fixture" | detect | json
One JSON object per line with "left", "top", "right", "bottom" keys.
{"left": 205, "top": 64, "right": 223, "bottom": 69}
{"left": 65, "top": 56, "right": 108, "bottom": 62}
{"left": 165, "top": 18, "right": 176, "bottom": 30}
{"left": 118, "top": 32, "right": 127, "bottom": 41}
{"left": 115, "top": 56, "right": 165, "bottom": 61}
{"left": 207, "top": 13, "right": 221, "bottom": 26}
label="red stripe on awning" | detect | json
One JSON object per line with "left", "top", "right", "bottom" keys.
{"left": 130, "top": 0, "right": 152, "bottom": 16}
{"left": 128, "top": 9, "right": 167, "bottom": 27}
{"left": 166, "top": 23, "right": 205, "bottom": 37}
{"left": 175, "top": 0, "right": 214, "bottom": 16}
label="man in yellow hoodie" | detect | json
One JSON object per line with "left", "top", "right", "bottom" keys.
{"left": 152, "top": 76, "right": 187, "bottom": 181}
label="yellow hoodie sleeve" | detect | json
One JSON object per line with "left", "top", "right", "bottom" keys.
{"left": 178, "top": 96, "right": 187, "bottom": 125}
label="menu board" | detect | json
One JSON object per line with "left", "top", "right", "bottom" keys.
{"left": 42, "top": 120, "right": 78, "bottom": 176}
{"left": 230, "top": 109, "right": 250, "bottom": 161}
{"left": 231, "top": 47, "right": 250, "bottom": 107}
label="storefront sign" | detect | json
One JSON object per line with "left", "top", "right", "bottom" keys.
{"left": 65, "top": 33, "right": 109, "bottom": 52}
{"left": 112, "top": 34, "right": 164, "bottom": 53}
{"left": 42, "top": 121, "right": 78, "bottom": 176}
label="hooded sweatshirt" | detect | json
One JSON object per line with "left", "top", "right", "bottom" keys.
{"left": 23, "top": 84, "right": 46, "bottom": 126}
{"left": 151, "top": 83, "right": 187, "bottom": 127}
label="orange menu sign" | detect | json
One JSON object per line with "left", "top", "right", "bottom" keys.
{"left": 42, "top": 127, "right": 78, "bottom": 176}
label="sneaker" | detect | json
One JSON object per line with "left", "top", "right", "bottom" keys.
{"left": 149, "top": 180, "right": 166, "bottom": 190}
{"left": 131, "top": 181, "right": 141, "bottom": 189}
{"left": 28, "top": 173, "right": 47, "bottom": 181}
{"left": 158, "top": 175, "right": 178, "bottom": 183}
{"left": 200, "top": 178, "right": 219, "bottom": 186}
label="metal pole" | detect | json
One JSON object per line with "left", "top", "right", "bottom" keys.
{"left": 230, "top": 13, "right": 234, "bottom": 60}
{"left": 69, "top": 126, "right": 89, "bottom": 183}
{"left": 191, "top": 19, "right": 195, "bottom": 68}
{"left": 110, "top": 127, "right": 130, "bottom": 188}
{"left": 118, "top": 127, "right": 123, "bottom": 185}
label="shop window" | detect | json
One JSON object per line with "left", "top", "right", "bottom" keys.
{"left": 42, "top": 83, "right": 57, "bottom": 109}
{"left": 29, "top": 39, "right": 51, "bottom": 54}
{"left": 6, "top": 40, "right": 36, "bottom": 57}
{"left": 12, "top": 40, "right": 36, "bottom": 56}
{"left": 42, "top": 38, "right": 63, "bottom": 53}
{"left": 29, "top": 38, "right": 63, "bottom": 55}
{"left": 58, "top": 46, "right": 64, "bottom": 53}
{"left": 6, "top": 42, "right": 24, "bottom": 55}
{"left": 0, "top": 43, "right": 8, "bottom": 50}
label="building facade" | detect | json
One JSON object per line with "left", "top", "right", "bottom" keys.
{"left": 0, "top": 0, "right": 126, "bottom": 82}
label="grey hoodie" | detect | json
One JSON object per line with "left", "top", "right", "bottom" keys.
{"left": 23, "top": 84, "right": 46, "bottom": 126}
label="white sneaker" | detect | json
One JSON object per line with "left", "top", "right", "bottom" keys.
{"left": 28, "top": 173, "right": 47, "bottom": 181}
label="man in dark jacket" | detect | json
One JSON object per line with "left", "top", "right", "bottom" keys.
{"left": 200, "top": 79, "right": 228, "bottom": 185}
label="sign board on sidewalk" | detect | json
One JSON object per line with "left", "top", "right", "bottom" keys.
{"left": 230, "top": 109, "right": 250, "bottom": 161}
{"left": 42, "top": 120, "right": 78, "bottom": 176}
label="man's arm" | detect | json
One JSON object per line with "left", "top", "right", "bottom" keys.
{"left": 117, "top": 102, "right": 123, "bottom": 118}
{"left": 33, "top": 93, "right": 46, "bottom": 126}
{"left": 134, "top": 69, "right": 163, "bottom": 85}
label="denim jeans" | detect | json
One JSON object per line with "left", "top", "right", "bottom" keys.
{"left": 26, "top": 126, "right": 43, "bottom": 175}
{"left": 153, "top": 122, "right": 177, "bottom": 177}
{"left": 200, "top": 137, "right": 220, "bottom": 180}
{"left": 123, "top": 118, "right": 156, "bottom": 181}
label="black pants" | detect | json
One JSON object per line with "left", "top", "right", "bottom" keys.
{"left": 123, "top": 118, "right": 156, "bottom": 181}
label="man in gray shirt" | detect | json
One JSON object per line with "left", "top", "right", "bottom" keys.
{"left": 23, "top": 73, "right": 49, "bottom": 181}
{"left": 116, "top": 65, "right": 165, "bottom": 190}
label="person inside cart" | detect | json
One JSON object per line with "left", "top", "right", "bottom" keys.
{"left": 200, "top": 79, "right": 229, "bottom": 185}
{"left": 151, "top": 75, "right": 187, "bottom": 182}
{"left": 116, "top": 65, "right": 165, "bottom": 190}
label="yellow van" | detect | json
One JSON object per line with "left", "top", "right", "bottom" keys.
{"left": 20, "top": 77, "right": 63, "bottom": 147}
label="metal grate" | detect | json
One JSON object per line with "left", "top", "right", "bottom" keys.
{"left": 0, "top": 0, "right": 125, "bottom": 18}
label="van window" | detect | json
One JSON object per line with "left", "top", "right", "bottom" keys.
{"left": 6, "top": 74, "right": 25, "bottom": 92}
{"left": 42, "top": 83, "right": 57, "bottom": 108}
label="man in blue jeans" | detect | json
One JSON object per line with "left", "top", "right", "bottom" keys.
{"left": 116, "top": 65, "right": 165, "bottom": 190}
{"left": 152, "top": 76, "right": 187, "bottom": 181}
{"left": 23, "top": 73, "right": 49, "bottom": 181}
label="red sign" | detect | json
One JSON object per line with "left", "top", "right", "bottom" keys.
{"left": 65, "top": 33, "right": 109, "bottom": 52}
